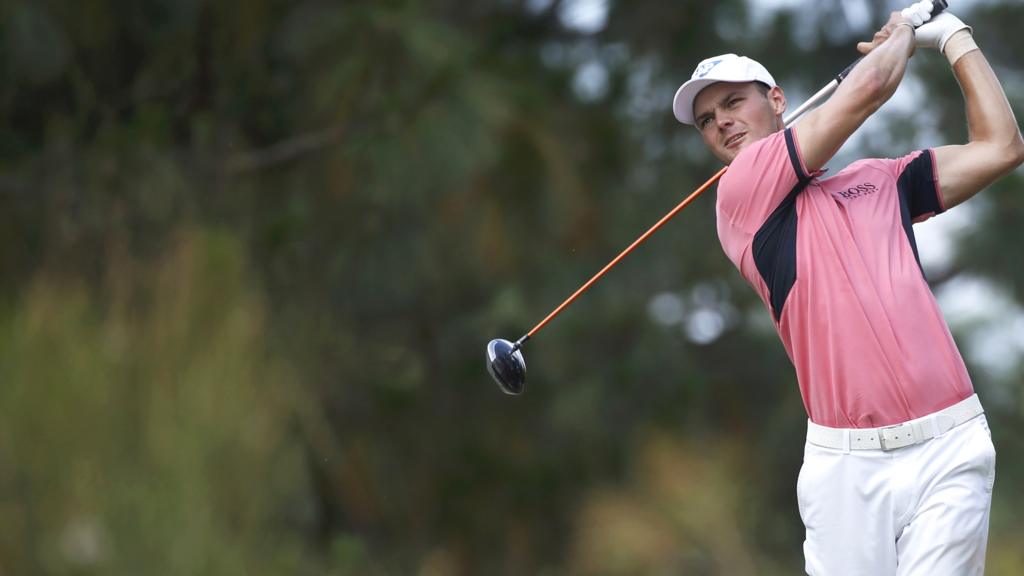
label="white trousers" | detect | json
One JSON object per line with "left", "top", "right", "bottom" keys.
{"left": 798, "top": 414, "right": 996, "bottom": 575}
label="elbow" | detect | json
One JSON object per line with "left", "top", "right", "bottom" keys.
{"left": 836, "top": 57, "right": 901, "bottom": 121}
{"left": 1009, "top": 134, "right": 1024, "bottom": 169}
{"left": 991, "top": 139, "right": 1024, "bottom": 176}
{"left": 855, "top": 69, "right": 893, "bottom": 115}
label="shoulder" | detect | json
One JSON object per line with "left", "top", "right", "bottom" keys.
{"left": 719, "top": 130, "right": 791, "bottom": 189}
{"left": 836, "top": 157, "right": 896, "bottom": 178}
{"left": 715, "top": 129, "right": 812, "bottom": 233}
{"left": 729, "top": 129, "right": 789, "bottom": 169}
{"left": 838, "top": 151, "right": 930, "bottom": 180}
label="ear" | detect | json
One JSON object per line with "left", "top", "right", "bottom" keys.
{"left": 768, "top": 86, "right": 787, "bottom": 117}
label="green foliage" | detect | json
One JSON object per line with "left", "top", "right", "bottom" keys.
{"left": 0, "top": 231, "right": 315, "bottom": 574}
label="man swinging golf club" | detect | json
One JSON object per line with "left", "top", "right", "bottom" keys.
{"left": 673, "top": 1, "right": 1024, "bottom": 573}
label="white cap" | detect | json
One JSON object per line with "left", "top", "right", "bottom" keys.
{"left": 673, "top": 54, "right": 777, "bottom": 125}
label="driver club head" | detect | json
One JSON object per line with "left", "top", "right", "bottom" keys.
{"left": 486, "top": 338, "right": 526, "bottom": 395}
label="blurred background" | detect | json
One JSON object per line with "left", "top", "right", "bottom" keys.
{"left": 1, "top": 0, "right": 1022, "bottom": 573}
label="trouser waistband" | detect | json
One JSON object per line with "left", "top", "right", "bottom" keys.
{"left": 806, "top": 394, "right": 983, "bottom": 452}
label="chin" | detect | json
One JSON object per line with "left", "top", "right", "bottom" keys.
{"left": 722, "top": 141, "right": 750, "bottom": 164}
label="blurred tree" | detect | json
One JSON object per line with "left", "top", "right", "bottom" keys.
{"left": 0, "top": 0, "right": 1021, "bottom": 574}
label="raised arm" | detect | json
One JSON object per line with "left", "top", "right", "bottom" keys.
{"left": 791, "top": 12, "right": 917, "bottom": 173}
{"left": 930, "top": 30, "right": 1024, "bottom": 208}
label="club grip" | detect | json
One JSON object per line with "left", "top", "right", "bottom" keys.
{"left": 836, "top": 0, "right": 951, "bottom": 83}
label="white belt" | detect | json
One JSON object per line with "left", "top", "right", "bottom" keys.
{"left": 806, "top": 395, "right": 984, "bottom": 452}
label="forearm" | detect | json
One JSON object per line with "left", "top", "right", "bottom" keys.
{"left": 845, "top": 26, "right": 916, "bottom": 113}
{"left": 951, "top": 40, "right": 1024, "bottom": 151}
{"left": 931, "top": 31, "right": 1024, "bottom": 208}
{"left": 795, "top": 17, "right": 917, "bottom": 172}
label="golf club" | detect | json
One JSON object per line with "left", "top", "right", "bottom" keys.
{"left": 486, "top": 0, "right": 948, "bottom": 395}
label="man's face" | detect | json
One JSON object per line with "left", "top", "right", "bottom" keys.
{"left": 692, "top": 81, "right": 786, "bottom": 164}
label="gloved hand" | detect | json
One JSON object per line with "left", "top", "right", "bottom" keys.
{"left": 900, "top": 0, "right": 935, "bottom": 28}
{"left": 913, "top": 11, "right": 972, "bottom": 53}
{"left": 900, "top": 1, "right": 972, "bottom": 53}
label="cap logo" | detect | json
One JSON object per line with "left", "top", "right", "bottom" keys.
{"left": 694, "top": 59, "right": 724, "bottom": 79}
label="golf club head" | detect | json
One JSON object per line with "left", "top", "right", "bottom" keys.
{"left": 486, "top": 339, "right": 526, "bottom": 395}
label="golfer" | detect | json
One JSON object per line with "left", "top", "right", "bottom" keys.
{"left": 673, "top": 1, "right": 1023, "bottom": 574}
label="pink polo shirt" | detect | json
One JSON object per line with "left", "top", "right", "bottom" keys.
{"left": 716, "top": 128, "right": 974, "bottom": 428}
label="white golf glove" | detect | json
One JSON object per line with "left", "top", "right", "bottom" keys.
{"left": 913, "top": 11, "right": 972, "bottom": 53}
{"left": 900, "top": 0, "right": 935, "bottom": 28}
{"left": 900, "top": 0, "right": 977, "bottom": 64}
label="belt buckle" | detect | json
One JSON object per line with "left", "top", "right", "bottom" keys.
{"left": 879, "top": 423, "right": 914, "bottom": 451}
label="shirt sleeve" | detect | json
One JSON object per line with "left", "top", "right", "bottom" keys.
{"left": 893, "top": 149, "right": 946, "bottom": 223}
{"left": 716, "top": 128, "right": 812, "bottom": 235}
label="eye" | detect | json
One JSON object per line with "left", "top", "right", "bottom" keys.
{"left": 727, "top": 97, "right": 743, "bottom": 108}
{"left": 698, "top": 116, "right": 712, "bottom": 129}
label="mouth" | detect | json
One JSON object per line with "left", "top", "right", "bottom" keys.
{"left": 724, "top": 132, "right": 746, "bottom": 149}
